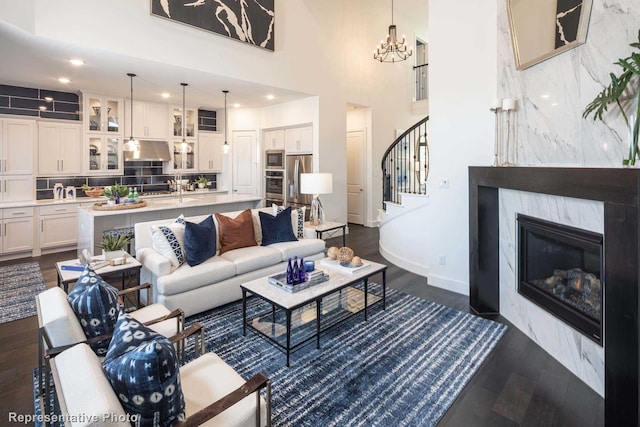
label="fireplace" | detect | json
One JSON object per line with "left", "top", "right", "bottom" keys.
{"left": 517, "top": 214, "right": 603, "bottom": 345}
{"left": 470, "top": 167, "right": 640, "bottom": 425}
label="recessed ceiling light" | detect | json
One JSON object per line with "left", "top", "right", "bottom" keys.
{"left": 44, "top": 97, "right": 53, "bottom": 102}
{"left": 233, "top": 103, "right": 240, "bottom": 108}
{"left": 58, "top": 77, "right": 70, "bottom": 84}
{"left": 161, "top": 92, "right": 170, "bottom": 99}
{"left": 69, "top": 58, "right": 85, "bottom": 66}
{"left": 266, "top": 94, "right": 275, "bottom": 100}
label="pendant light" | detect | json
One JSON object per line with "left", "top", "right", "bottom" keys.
{"left": 222, "top": 90, "right": 230, "bottom": 154}
{"left": 180, "top": 83, "right": 189, "bottom": 164}
{"left": 124, "top": 73, "right": 139, "bottom": 152}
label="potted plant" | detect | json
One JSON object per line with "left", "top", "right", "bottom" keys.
{"left": 102, "top": 183, "right": 129, "bottom": 204}
{"left": 196, "top": 176, "right": 209, "bottom": 189}
{"left": 99, "top": 233, "right": 131, "bottom": 260}
{"left": 584, "top": 30, "right": 640, "bottom": 165}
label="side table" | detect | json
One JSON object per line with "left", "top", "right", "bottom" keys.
{"left": 56, "top": 253, "right": 142, "bottom": 293}
{"left": 304, "top": 221, "right": 347, "bottom": 247}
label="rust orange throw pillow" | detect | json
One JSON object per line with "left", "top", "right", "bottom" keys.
{"left": 215, "top": 209, "right": 257, "bottom": 254}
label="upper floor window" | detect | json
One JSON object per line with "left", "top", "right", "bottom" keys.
{"left": 414, "top": 39, "right": 428, "bottom": 102}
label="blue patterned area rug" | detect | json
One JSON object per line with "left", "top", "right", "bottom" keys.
{"left": 0, "top": 261, "right": 46, "bottom": 324}
{"left": 186, "top": 286, "right": 507, "bottom": 427}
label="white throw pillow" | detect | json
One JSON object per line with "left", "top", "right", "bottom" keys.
{"left": 272, "top": 204, "right": 305, "bottom": 239}
{"left": 150, "top": 215, "right": 186, "bottom": 270}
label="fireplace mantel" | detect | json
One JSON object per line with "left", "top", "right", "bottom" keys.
{"left": 469, "top": 166, "right": 639, "bottom": 427}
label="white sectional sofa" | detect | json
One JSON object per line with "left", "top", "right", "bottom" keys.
{"left": 135, "top": 208, "right": 326, "bottom": 316}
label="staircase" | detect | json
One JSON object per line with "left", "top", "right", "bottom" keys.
{"left": 381, "top": 116, "right": 429, "bottom": 208}
{"left": 379, "top": 116, "right": 431, "bottom": 278}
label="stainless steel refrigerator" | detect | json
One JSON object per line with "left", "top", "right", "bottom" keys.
{"left": 286, "top": 154, "right": 312, "bottom": 213}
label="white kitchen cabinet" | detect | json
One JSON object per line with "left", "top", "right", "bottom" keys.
{"left": 285, "top": 126, "right": 313, "bottom": 153}
{"left": 1, "top": 119, "right": 35, "bottom": 175}
{"left": 125, "top": 100, "right": 169, "bottom": 140}
{"left": 171, "top": 140, "right": 197, "bottom": 172}
{"left": 171, "top": 106, "right": 197, "bottom": 140}
{"left": 0, "top": 207, "right": 34, "bottom": 254}
{"left": 39, "top": 204, "right": 77, "bottom": 249}
{"left": 264, "top": 130, "right": 284, "bottom": 150}
{"left": 84, "top": 94, "right": 124, "bottom": 135}
{"left": 198, "top": 132, "right": 223, "bottom": 172}
{"left": 37, "top": 122, "right": 82, "bottom": 175}
{"left": 85, "top": 135, "right": 122, "bottom": 174}
{"left": 1, "top": 176, "right": 34, "bottom": 203}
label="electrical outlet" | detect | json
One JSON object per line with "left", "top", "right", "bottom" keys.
{"left": 439, "top": 179, "right": 449, "bottom": 189}
{"left": 438, "top": 255, "right": 446, "bottom": 265}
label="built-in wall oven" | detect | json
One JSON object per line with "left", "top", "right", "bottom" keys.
{"left": 265, "top": 150, "right": 285, "bottom": 170}
{"left": 265, "top": 170, "right": 284, "bottom": 203}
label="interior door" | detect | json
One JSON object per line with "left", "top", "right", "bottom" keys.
{"left": 232, "top": 131, "right": 258, "bottom": 194}
{"left": 347, "top": 130, "right": 365, "bottom": 225}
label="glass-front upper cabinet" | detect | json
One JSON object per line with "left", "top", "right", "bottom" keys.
{"left": 172, "top": 141, "right": 196, "bottom": 171}
{"left": 171, "top": 107, "right": 197, "bottom": 139}
{"left": 86, "top": 135, "right": 122, "bottom": 174}
{"left": 84, "top": 94, "right": 124, "bottom": 135}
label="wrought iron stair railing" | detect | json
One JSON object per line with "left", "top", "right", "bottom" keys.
{"left": 381, "top": 116, "right": 429, "bottom": 209}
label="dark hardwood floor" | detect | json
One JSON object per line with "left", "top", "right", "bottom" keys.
{"left": 0, "top": 225, "right": 604, "bottom": 426}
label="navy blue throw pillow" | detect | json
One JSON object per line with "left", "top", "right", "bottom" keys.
{"left": 67, "top": 265, "right": 120, "bottom": 356}
{"left": 102, "top": 313, "right": 186, "bottom": 426}
{"left": 184, "top": 215, "right": 217, "bottom": 266}
{"left": 260, "top": 207, "right": 298, "bottom": 246}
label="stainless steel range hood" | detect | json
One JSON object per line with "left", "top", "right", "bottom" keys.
{"left": 124, "top": 140, "right": 172, "bottom": 162}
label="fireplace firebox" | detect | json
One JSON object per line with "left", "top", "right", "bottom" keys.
{"left": 517, "top": 214, "right": 603, "bottom": 345}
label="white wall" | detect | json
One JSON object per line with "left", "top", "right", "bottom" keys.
{"left": 424, "top": 0, "right": 497, "bottom": 294}
{"left": 1, "top": 0, "right": 428, "bottom": 225}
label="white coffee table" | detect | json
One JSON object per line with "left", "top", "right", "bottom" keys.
{"left": 240, "top": 258, "right": 387, "bottom": 366}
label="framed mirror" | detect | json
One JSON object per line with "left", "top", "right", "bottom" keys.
{"left": 507, "top": 0, "right": 593, "bottom": 70}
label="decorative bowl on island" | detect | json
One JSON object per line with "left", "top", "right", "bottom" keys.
{"left": 84, "top": 188, "right": 104, "bottom": 198}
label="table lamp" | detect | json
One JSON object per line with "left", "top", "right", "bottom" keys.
{"left": 300, "top": 173, "right": 333, "bottom": 225}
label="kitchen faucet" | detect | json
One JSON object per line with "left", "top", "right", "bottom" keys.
{"left": 175, "top": 172, "right": 183, "bottom": 204}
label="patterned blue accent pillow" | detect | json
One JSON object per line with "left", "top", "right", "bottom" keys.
{"left": 67, "top": 265, "right": 120, "bottom": 356}
{"left": 184, "top": 215, "right": 217, "bottom": 267}
{"left": 103, "top": 313, "right": 185, "bottom": 426}
{"left": 103, "top": 312, "right": 160, "bottom": 362}
{"left": 150, "top": 216, "right": 186, "bottom": 270}
{"left": 260, "top": 206, "right": 298, "bottom": 246}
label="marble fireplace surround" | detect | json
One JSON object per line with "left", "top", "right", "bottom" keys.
{"left": 469, "top": 166, "right": 639, "bottom": 427}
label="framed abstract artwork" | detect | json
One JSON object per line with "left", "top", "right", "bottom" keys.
{"left": 507, "top": 0, "right": 592, "bottom": 70}
{"left": 151, "top": 0, "right": 275, "bottom": 51}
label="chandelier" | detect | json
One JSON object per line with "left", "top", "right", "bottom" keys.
{"left": 373, "top": 0, "right": 412, "bottom": 63}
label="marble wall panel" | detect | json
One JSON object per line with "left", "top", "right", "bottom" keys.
{"left": 498, "top": 0, "right": 640, "bottom": 166}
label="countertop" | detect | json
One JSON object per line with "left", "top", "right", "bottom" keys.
{"left": 78, "top": 193, "right": 262, "bottom": 217}
{"left": 0, "top": 189, "right": 230, "bottom": 209}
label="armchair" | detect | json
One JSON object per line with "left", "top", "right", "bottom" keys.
{"left": 35, "top": 284, "right": 185, "bottom": 416}
{"left": 49, "top": 324, "right": 272, "bottom": 427}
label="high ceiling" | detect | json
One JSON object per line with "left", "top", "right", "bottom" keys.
{"left": 0, "top": 20, "right": 310, "bottom": 111}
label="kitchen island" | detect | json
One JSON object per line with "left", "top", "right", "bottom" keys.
{"left": 77, "top": 193, "right": 262, "bottom": 256}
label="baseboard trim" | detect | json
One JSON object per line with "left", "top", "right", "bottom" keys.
{"left": 379, "top": 241, "right": 429, "bottom": 277}
{"left": 428, "top": 274, "right": 468, "bottom": 296}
